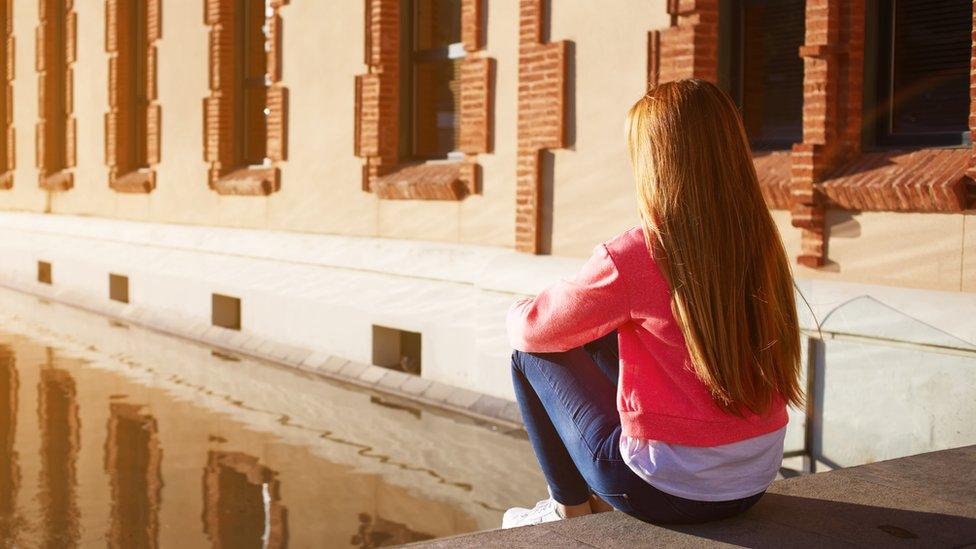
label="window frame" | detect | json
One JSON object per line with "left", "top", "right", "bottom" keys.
{"left": 399, "top": 0, "right": 466, "bottom": 162}
{"left": 127, "top": 0, "right": 149, "bottom": 170}
{"left": 719, "top": 0, "right": 805, "bottom": 152}
{"left": 870, "top": 0, "right": 973, "bottom": 148}
{"left": 37, "top": 0, "right": 76, "bottom": 191}
{"left": 236, "top": 0, "right": 269, "bottom": 168}
{"left": 105, "top": 0, "right": 160, "bottom": 193}
{"left": 203, "top": 0, "right": 288, "bottom": 196}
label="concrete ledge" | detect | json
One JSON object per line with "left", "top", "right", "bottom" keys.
{"left": 413, "top": 445, "right": 976, "bottom": 548}
{"left": 2, "top": 211, "right": 974, "bottom": 348}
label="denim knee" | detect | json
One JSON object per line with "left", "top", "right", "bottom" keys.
{"left": 510, "top": 349, "right": 525, "bottom": 373}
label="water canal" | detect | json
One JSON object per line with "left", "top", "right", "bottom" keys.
{"left": 0, "top": 287, "right": 544, "bottom": 547}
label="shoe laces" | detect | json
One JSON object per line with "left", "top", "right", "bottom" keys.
{"left": 525, "top": 498, "right": 558, "bottom": 521}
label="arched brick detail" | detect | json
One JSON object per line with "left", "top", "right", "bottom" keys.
{"left": 514, "top": 0, "right": 567, "bottom": 254}
{"left": 354, "top": 0, "right": 491, "bottom": 201}
{"left": 105, "top": 0, "right": 162, "bottom": 194}
{"left": 36, "top": 0, "right": 75, "bottom": 191}
{"left": 203, "top": 0, "right": 289, "bottom": 196}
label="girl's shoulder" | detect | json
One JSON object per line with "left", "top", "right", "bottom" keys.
{"left": 603, "top": 226, "right": 669, "bottom": 288}
{"left": 603, "top": 225, "right": 651, "bottom": 264}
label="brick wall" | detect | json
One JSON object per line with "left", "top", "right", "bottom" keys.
{"left": 203, "top": 0, "right": 289, "bottom": 196}
{"left": 649, "top": 0, "right": 975, "bottom": 268}
{"left": 787, "top": 0, "right": 863, "bottom": 266}
{"left": 648, "top": 0, "right": 719, "bottom": 87}
{"left": 35, "top": 0, "right": 75, "bottom": 191}
{"left": 968, "top": 1, "right": 976, "bottom": 202}
{"left": 355, "top": 0, "right": 492, "bottom": 202}
{"left": 514, "top": 0, "right": 567, "bottom": 254}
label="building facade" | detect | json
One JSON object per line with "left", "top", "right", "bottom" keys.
{"left": 0, "top": 0, "right": 974, "bottom": 470}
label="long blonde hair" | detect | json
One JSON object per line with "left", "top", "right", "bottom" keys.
{"left": 626, "top": 79, "right": 802, "bottom": 415}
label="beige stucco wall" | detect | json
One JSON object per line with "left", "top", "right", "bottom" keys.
{"left": 0, "top": 1, "right": 660, "bottom": 247}
{"left": 773, "top": 209, "right": 973, "bottom": 293}
{"left": 0, "top": 0, "right": 666, "bottom": 242}
{"left": 0, "top": 1, "right": 972, "bottom": 293}
{"left": 547, "top": 1, "right": 662, "bottom": 256}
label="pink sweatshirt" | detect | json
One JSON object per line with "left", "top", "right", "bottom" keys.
{"left": 507, "top": 226, "right": 787, "bottom": 447}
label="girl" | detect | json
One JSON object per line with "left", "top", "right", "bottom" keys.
{"left": 503, "top": 79, "right": 802, "bottom": 528}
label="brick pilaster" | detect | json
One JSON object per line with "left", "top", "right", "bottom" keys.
{"left": 647, "top": 0, "right": 719, "bottom": 87}
{"left": 790, "top": 0, "right": 864, "bottom": 267}
{"left": 968, "top": 1, "right": 976, "bottom": 190}
{"left": 515, "top": 0, "right": 567, "bottom": 253}
{"left": 356, "top": 0, "right": 399, "bottom": 191}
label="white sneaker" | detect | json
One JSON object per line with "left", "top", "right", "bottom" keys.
{"left": 502, "top": 498, "right": 563, "bottom": 529}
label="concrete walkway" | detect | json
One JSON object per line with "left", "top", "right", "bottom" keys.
{"left": 413, "top": 445, "right": 976, "bottom": 548}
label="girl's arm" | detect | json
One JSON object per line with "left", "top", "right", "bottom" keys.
{"left": 507, "top": 244, "right": 630, "bottom": 352}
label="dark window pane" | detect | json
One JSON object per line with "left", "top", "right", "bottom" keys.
{"left": 889, "top": 0, "right": 971, "bottom": 138}
{"left": 42, "top": 0, "right": 69, "bottom": 173}
{"left": 414, "top": 0, "right": 461, "bottom": 51}
{"left": 239, "top": 0, "right": 267, "bottom": 165}
{"left": 740, "top": 0, "right": 805, "bottom": 149}
{"left": 127, "top": 0, "right": 149, "bottom": 169}
{"left": 412, "top": 58, "right": 461, "bottom": 158}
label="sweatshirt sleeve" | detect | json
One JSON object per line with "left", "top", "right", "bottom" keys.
{"left": 507, "top": 243, "right": 630, "bottom": 352}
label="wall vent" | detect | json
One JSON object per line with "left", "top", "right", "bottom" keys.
{"left": 109, "top": 274, "right": 129, "bottom": 303}
{"left": 371, "top": 325, "right": 422, "bottom": 375}
{"left": 211, "top": 294, "right": 241, "bottom": 330}
{"left": 37, "top": 261, "right": 52, "bottom": 284}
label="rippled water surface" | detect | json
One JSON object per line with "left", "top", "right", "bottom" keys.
{"left": 0, "top": 288, "right": 544, "bottom": 547}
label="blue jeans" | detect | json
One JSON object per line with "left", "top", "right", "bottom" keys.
{"left": 511, "top": 331, "right": 764, "bottom": 524}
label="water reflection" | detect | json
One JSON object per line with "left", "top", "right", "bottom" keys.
{"left": 351, "top": 513, "right": 433, "bottom": 547}
{"left": 0, "top": 287, "right": 546, "bottom": 547}
{"left": 0, "top": 345, "right": 21, "bottom": 545}
{"left": 105, "top": 402, "right": 163, "bottom": 549}
{"left": 38, "top": 350, "right": 81, "bottom": 548}
{"left": 203, "top": 451, "right": 288, "bottom": 548}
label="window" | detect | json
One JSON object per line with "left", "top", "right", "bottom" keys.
{"left": 126, "top": 1, "right": 148, "bottom": 169}
{"left": 355, "top": 0, "right": 491, "bottom": 200}
{"left": 872, "top": 0, "right": 973, "bottom": 147}
{"left": 203, "top": 0, "right": 288, "bottom": 195}
{"left": 400, "top": 0, "right": 464, "bottom": 160}
{"left": 36, "top": 0, "right": 76, "bottom": 190}
{"left": 238, "top": 0, "right": 268, "bottom": 166}
{"left": 106, "top": 0, "right": 161, "bottom": 193}
{"left": 722, "top": 0, "right": 805, "bottom": 150}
